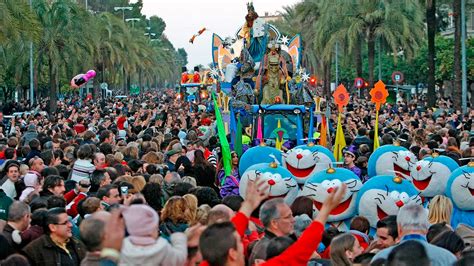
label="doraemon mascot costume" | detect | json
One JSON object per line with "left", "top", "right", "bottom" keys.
{"left": 238, "top": 145, "right": 282, "bottom": 176}
{"left": 239, "top": 162, "right": 299, "bottom": 205}
{"left": 356, "top": 175, "right": 422, "bottom": 235}
{"left": 300, "top": 168, "right": 362, "bottom": 231}
{"left": 445, "top": 162, "right": 474, "bottom": 228}
{"left": 282, "top": 143, "right": 336, "bottom": 185}
{"left": 409, "top": 154, "right": 459, "bottom": 203}
{"left": 367, "top": 145, "right": 417, "bottom": 179}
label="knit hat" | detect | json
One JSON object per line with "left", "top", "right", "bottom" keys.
{"left": 122, "top": 204, "right": 159, "bottom": 245}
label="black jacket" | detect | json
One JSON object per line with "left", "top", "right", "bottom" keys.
{"left": 22, "top": 234, "right": 86, "bottom": 266}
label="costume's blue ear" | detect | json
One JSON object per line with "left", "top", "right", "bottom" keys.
{"left": 446, "top": 164, "right": 474, "bottom": 210}
{"left": 239, "top": 146, "right": 282, "bottom": 176}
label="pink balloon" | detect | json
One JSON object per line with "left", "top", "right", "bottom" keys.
{"left": 84, "top": 70, "right": 96, "bottom": 80}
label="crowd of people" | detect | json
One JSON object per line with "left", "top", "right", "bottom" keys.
{"left": 0, "top": 90, "right": 472, "bottom": 266}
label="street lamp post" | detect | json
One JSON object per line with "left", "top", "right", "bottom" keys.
{"left": 461, "top": 0, "right": 467, "bottom": 114}
{"left": 114, "top": 6, "right": 132, "bottom": 21}
{"left": 125, "top": 18, "right": 140, "bottom": 28}
{"left": 29, "top": 0, "right": 34, "bottom": 106}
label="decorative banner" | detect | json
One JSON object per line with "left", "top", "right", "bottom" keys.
{"left": 333, "top": 113, "right": 346, "bottom": 162}
{"left": 332, "top": 84, "right": 350, "bottom": 112}
{"left": 235, "top": 113, "right": 243, "bottom": 157}
{"left": 370, "top": 80, "right": 389, "bottom": 111}
{"left": 211, "top": 92, "right": 232, "bottom": 180}
{"left": 370, "top": 80, "right": 389, "bottom": 151}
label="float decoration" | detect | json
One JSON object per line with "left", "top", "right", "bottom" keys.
{"left": 370, "top": 80, "right": 389, "bottom": 151}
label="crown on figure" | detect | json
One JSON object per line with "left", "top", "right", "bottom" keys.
{"left": 247, "top": 2, "right": 255, "bottom": 13}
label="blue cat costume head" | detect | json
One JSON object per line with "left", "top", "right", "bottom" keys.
{"left": 356, "top": 175, "right": 422, "bottom": 228}
{"left": 446, "top": 163, "right": 474, "bottom": 211}
{"left": 239, "top": 162, "right": 299, "bottom": 205}
{"left": 238, "top": 145, "right": 282, "bottom": 176}
{"left": 282, "top": 143, "right": 336, "bottom": 184}
{"left": 409, "top": 154, "right": 459, "bottom": 198}
{"left": 368, "top": 145, "right": 417, "bottom": 179}
{"left": 300, "top": 168, "right": 362, "bottom": 224}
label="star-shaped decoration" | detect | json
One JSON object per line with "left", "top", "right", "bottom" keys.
{"left": 301, "top": 72, "right": 310, "bottom": 82}
{"left": 297, "top": 67, "right": 306, "bottom": 75}
{"left": 279, "top": 35, "right": 289, "bottom": 45}
{"left": 210, "top": 67, "right": 220, "bottom": 78}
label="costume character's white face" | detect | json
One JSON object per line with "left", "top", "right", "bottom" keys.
{"left": 448, "top": 169, "right": 474, "bottom": 210}
{"left": 375, "top": 150, "right": 416, "bottom": 179}
{"left": 358, "top": 187, "right": 422, "bottom": 227}
{"left": 283, "top": 147, "right": 334, "bottom": 184}
{"left": 239, "top": 167, "right": 299, "bottom": 205}
{"left": 410, "top": 159, "right": 452, "bottom": 197}
{"left": 301, "top": 177, "right": 362, "bottom": 222}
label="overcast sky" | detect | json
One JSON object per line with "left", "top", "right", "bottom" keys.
{"left": 139, "top": 0, "right": 302, "bottom": 69}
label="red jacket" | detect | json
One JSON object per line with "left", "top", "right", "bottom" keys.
{"left": 64, "top": 190, "right": 87, "bottom": 217}
{"left": 200, "top": 212, "right": 324, "bottom": 266}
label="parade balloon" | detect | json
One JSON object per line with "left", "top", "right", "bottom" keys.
{"left": 70, "top": 70, "right": 96, "bottom": 88}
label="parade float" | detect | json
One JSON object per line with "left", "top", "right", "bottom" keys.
{"left": 194, "top": 2, "right": 324, "bottom": 148}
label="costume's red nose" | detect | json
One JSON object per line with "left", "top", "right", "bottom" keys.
{"left": 396, "top": 200, "right": 404, "bottom": 208}
{"left": 327, "top": 187, "right": 335, "bottom": 193}
{"left": 268, "top": 180, "right": 276, "bottom": 186}
{"left": 296, "top": 154, "right": 303, "bottom": 160}
{"left": 405, "top": 156, "right": 411, "bottom": 162}
{"left": 416, "top": 165, "right": 421, "bottom": 171}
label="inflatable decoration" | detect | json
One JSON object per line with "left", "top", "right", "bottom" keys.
{"left": 282, "top": 143, "right": 336, "bottom": 184}
{"left": 446, "top": 162, "right": 474, "bottom": 228}
{"left": 239, "top": 161, "right": 299, "bottom": 205}
{"left": 70, "top": 70, "right": 96, "bottom": 88}
{"left": 300, "top": 168, "right": 362, "bottom": 231}
{"left": 409, "top": 154, "right": 459, "bottom": 198}
{"left": 367, "top": 145, "right": 417, "bottom": 179}
{"left": 356, "top": 175, "right": 422, "bottom": 234}
{"left": 238, "top": 145, "right": 282, "bottom": 176}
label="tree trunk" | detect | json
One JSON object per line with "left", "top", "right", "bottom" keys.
{"left": 48, "top": 57, "right": 57, "bottom": 113}
{"left": 427, "top": 0, "right": 437, "bottom": 107}
{"left": 453, "top": 0, "right": 462, "bottom": 108}
{"left": 355, "top": 37, "right": 363, "bottom": 78}
{"left": 138, "top": 68, "right": 143, "bottom": 94}
{"left": 367, "top": 31, "right": 376, "bottom": 90}
{"left": 323, "top": 59, "right": 332, "bottom": 99}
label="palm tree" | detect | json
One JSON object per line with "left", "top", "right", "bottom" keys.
{"left": 0, "top": 0, "right": 40, "bottom": 45}
{"left": 317, "top": 0, "right": 425, "bottom": 88}
{"left": 452, "top": 0, "right": 462, "bottom": 108}
{"left": 426, "top": 0, "right": 437, "bottom": 107}
{"left": 33, "top": 0, "right": 94, "bottom": 112}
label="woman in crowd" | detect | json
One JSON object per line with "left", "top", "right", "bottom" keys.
{"left": 428, "top": 195, "right": 453, "bottom": 225}
{"left": 330, "top": 233, "right": 364, "bottom": 266}
{"left": 216, "top": 151, "right": 240, "bottom": 198}
{"left": 159, "top": 196, "right": 193, "bottom": 239}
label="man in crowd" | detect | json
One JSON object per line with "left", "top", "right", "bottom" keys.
{"left": 0, "top": 201, "right": 31, "bottom": 259}
{"left": 23, "top": 207, "right": 85, "bottom": 265}
{"left": 371, "top": 204, "right": 457, "bottom": 266}
{"left": 96, "top": 185, "right": 121, "bottom": 210}
{"left": 248, "top": 198, "right": 296, "bottom": 264}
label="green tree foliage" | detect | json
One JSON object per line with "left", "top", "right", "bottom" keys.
{"left": 0, "top": 0, "right": 185, "bottom": 112}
